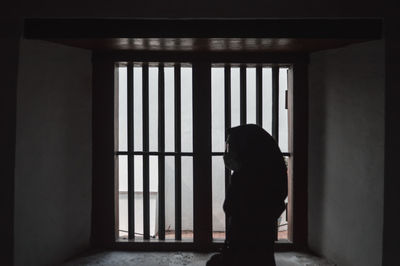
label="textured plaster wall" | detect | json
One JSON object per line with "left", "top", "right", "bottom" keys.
{"left": 308, "top": 40, "right": 385, "bottom": 266}
{"left": 14, "top": 39, "right": 92, "bottom": 266}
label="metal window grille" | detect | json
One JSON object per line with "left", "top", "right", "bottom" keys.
{"left": 116, "top": 62, "right": 291, "bottom": 244}
{"left": 211, "top": 64, "right": 290, "bottom": 242}
{"left": 116, "top": 62, "right": 194, "bottom": 241}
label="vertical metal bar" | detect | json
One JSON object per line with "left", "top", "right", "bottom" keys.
{"left": 193, "top": 62, "right": 212, "bottom": 250}
{"left": 158, "top": 63, "right": 166, "bottom": 240}
{"left": 256, "top": 65, "right": 263, "bottom": 126}
{"left": 290, "top": 63, "right": 309, "bottom": 246}
{"left": 224, "top": 65, "right": 231, "bottom": 185}
{"left": 142, "top": 63, "right": 150, "bottom": 240}
{"left": 114, "top": 66, "right": 120, "bottom": 241}
{"left": 224, "top": 65, "right": 231, "bottom": 239}
{"left": 272, "top": 65, "right": 279, "bottom": 142}
{"left": 174, "top": 64, "right": 182, "bottom": 240}
{"left": 287, "top": 68, "right": 294, "bottom": 243}
{"left": 272, "top": 65, "right": 279, "bottom": 240}
{"left": 127, "top": 62, "right": 135, "bottom": 239}
{"left": 240, "top": 65, "right": 247, "bottom": 125}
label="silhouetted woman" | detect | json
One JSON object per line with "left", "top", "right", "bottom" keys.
{"left": 207, "top": 124, "right": 288, "bottom": 266}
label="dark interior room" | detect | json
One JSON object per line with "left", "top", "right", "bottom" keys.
{"left": 1, "top": 2, "right": 399, "bottom": 265}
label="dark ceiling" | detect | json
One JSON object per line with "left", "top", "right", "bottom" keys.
{"left": 24, "top": 18, "right": 382, "bottom": 52}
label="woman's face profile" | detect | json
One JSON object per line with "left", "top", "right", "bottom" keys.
{"left": 223, "top": 135, "right": 241, "bottom": 171}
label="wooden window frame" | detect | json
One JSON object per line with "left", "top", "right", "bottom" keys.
{"left": 91, "top": 51, "right": 309, "bottom": 252}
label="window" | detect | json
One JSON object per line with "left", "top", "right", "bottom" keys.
{"left": 210, "top": 65, "right": 290, "bottom": 241}
{"left": 92, "top": 52, "right": 308, "bottom": 251}
{"left": 116, "top": 63, "right": 194, "bottom": 241}
{"left": 114, "top": 60, "right": 299, "bottom": 247}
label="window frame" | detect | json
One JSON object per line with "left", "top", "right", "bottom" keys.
{"left": 92, "top": 51, "right": 309, "bottom": 252}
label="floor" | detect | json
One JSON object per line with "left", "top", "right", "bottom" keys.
{"left": 63, "top": 251, "right": 336, "bottom": 266}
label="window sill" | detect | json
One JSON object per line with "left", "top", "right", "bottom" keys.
{"left": 113, "top": 238, "right": 298, "bottom": 252}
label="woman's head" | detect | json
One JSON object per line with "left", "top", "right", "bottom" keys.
{"left": 223, "top": 124, "right": 283, "bottom": 172}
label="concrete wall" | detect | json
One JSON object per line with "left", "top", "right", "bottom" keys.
{"left": 14, "top": 40, "right": 92, "bottom": 266}
{"left": 308, "top": 40, "right": 385, "bottom": 266}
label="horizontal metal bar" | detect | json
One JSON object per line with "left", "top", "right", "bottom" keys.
{"left": 96, "top": 52, "right": 309, "bottom": 66}
{"left": 119, "top": 230, "right": 157, "bottom": 238}
{"left": 117, "top": 151, "right": 289, "bottom": 156}
{"left": 115, "top": 151, "right": 194, "bottom": 156}
{"left": 116, "top": 62, "right": 293, "bottom": 69}
{"left": 211, "top": 152, "right": 291, "bottom": 157}
{"left": 118, "top": 191, "right": 158, "bottom": 195}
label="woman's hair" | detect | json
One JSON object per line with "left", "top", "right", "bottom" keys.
{"left": 227, "top": 124, "right": 286, "bottom": 172}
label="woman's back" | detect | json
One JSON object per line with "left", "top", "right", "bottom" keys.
{"left": 224, "top": 168, "right": 286, "bottom": 251}
{"left": 207, "top": 124, "right": 287, "bottom": 266}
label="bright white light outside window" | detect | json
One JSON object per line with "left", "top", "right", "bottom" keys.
{"left": 279, "top": 68, "right": 289, "bottom": 153}
{"left": 117, "top": 64, "right": 193, "bottom": 240}
{"left": 211, "top": 65, "right": 290, "bottom": 240}
{"left": 231, "top": 67, "right": 241, "bottom": 128}
{"left": 246, "top": 67, "right": 256, "bottom": 124}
